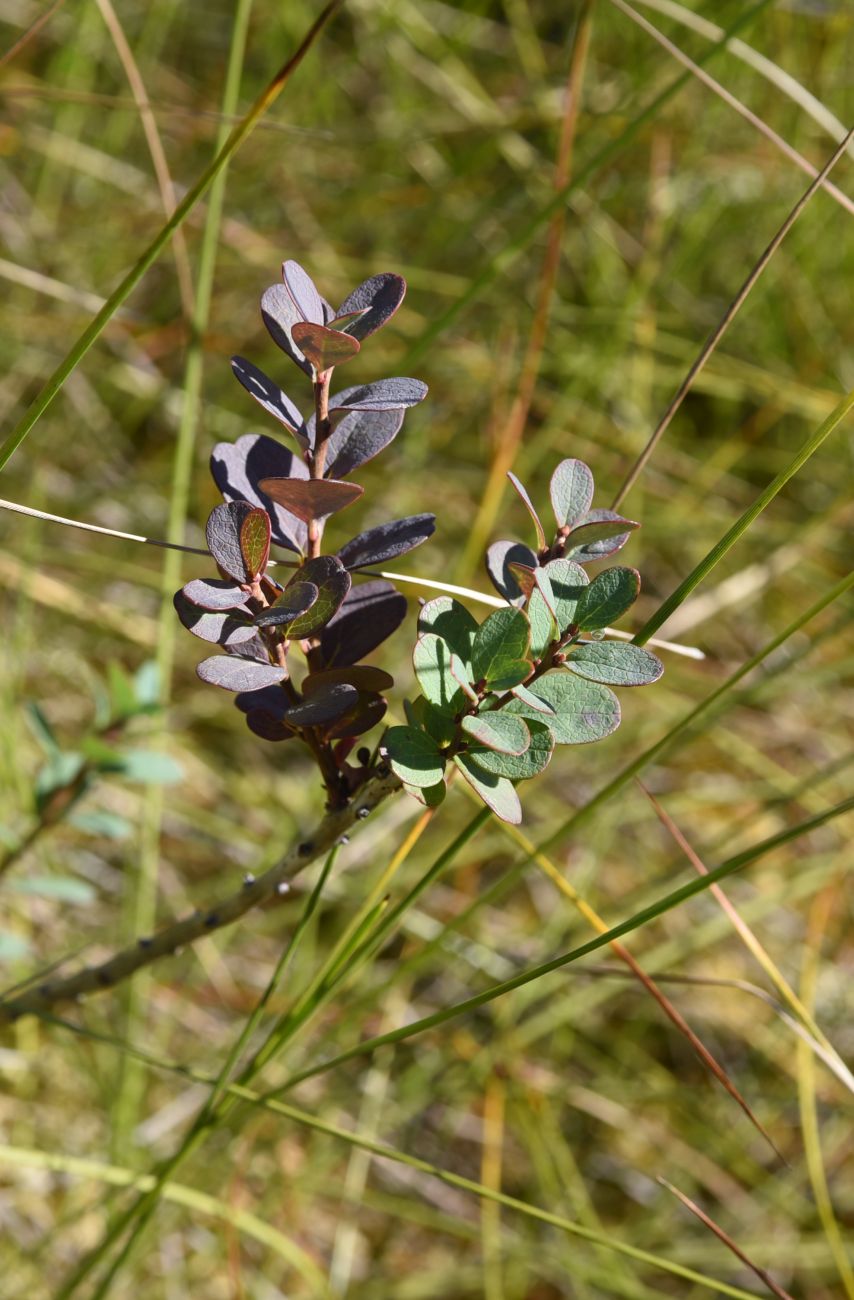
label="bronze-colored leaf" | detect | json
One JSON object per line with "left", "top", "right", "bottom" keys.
{"left": 258, "top": 477, "right": 363, "bottom": 524}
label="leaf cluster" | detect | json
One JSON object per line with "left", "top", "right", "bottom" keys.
{"left": 384, "top": 461, "right": 663, "bottom": 823}
{"left": 175, "top": 261, "right": 432, "bottom": 807}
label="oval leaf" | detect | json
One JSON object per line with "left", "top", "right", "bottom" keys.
{"left": 550, "top": 459, "right": 594, "bottom": 529}
{"left": 541, "top": 557, "right": 589, "bottom": 632}
{"left": 331, "top": 378, "right": 428, "bottom": 412}
{"left": 197, "top": 656, "right": 286, "bottom": 692}
{"left": 384, "top": 725, "right": 445, "bottom": 788}
{"left": 485, "top": 540, "right": 538, "bottom": 604}
{"left": 335, "top": 273, "right": 407, "bottom": 340}
{"left": 576, "top": 566, "right": 641, "bottom": 630}
{"left": 565, "top": 509, "right": 637, "bottom": 564}
{"left": 467, "top": 716, "right": 554, "bottom": 781}
{"left": 239, "top": 507, "right": 271, "bottom": 581}
{"left": 210, "top": 433, "right": 309, "bottom": 555}
{"left": 206, "top": 501, "right": 257, "bottom": 582}
{"left": 231, "top": 357, "right": 306, "bottom": 440}
{"left": 316, "top": 580, "right": 407, "bottom": 667}
{"left": 282, "top": 259, "right": 325, "bottom": 324}
{"left": 322, "top": 407, "right": 404, "bottom": 479}
{"left": 303, "top": 665, "right": 394, "bottom": 694}
{"left": 507, "top": 671, "right": 620, "bottom": 744}
{"left": 282, "top": 682, "right": 359, "bottom": 727}
{"left": 414, "top": 633, "right": 462, "bottom": 712}
{"left": 417, "top": 597, "right": 479, "bottom": 668}
{"left": 284, "top": 557, "right": 351, "bottom": 638}
{"left": 461, "top": 712, "right": 530, "bottom": 756}
{"left": 254, "top": 580, "right": 319, "bottom": 629}
{"left": 338, "top": 514, "right": 436, "bottom": 570}
{"left": 453, "top": 755, "right": 521, "bottom": 824}
{"left": 323, "top": 691, "right": 388, "bottom": 739}
{"left": 507, "top": 472, "right": 546, "bottom": 550}
{"left": 261, "top": 282, "right": 312, "bottom": 375}
{"left": 471, "top": 607, "right": 531, "bottom": 687}
{"left": 182, "top": 579, "right": 246, "bottom": 611}
{"left": 173, "top": 592, "right": 256, "bottom": 646}
{"left": 567, "top": 641, "right": 663, "bottom": 687}
{"left": 291, "top": 321, "right": 361, "bottom": 371}
{"left": 259, "top": 477, "right": 363, "bottom": 525}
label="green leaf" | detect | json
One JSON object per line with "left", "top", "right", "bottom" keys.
{"left": 453, "top": 754, "right": 522, "bottom": 824}
{"left": 107, "top": 661, "right": 138, "bottom": 719}
{"left": 384, "top": 726, "right": 446, "bottom": 787}
{"left": 417, "top": 597, "right": 479, "bottom": 669}
{"left": 471, "top": 607, "right": 531, "bottom": 687}
{"left": 133, "top": 661, "right": 161, "bottom": 710}
{"left": 422, "top": 702, "right": 458, "bottom": 747}
{"left": 26, "top": 703, "right": 60, "bottom": 757}
{"left": 576, "top": 566, "right": 640, "bottom": 630}
{"left": 70, "top": 810, "right": 133, "bottom": 839}
{"left": 468, "top": 717, "right": 554, "bottom": 781}
{"left": 507, "top": 671, "right": 621, "bottom": 744}
{"left": 35, "top": 753, "right": 86, "bottom": 807}
{"left": 413, "top": 634, "right": 463, "bottom": 712}
{"left": 511, "top": 682, "right": 555, "bottom": 714}
{"left": 402, "top": 779, "right": 447, "bottom": 808}
{"left": 507, "top": 472, "right": 546, "bottom": 550}
{"left": 550, "top": 458, "right": 594, "bottom": 528}
{"left": 461, "top": 712, "right": 530, "bottom": 755}
{"left": 0, "top": 931, "right": 30, "bottom": 959}
{"left": 239, "top": 507, "right": 272, "bottom": 580}
{"left": 487, "top": 660, "right": 532, "bottom": 690}
{"left": 527, "top": 570, "right": 558, "bottom": 659}
{"left": 541, "top": 557, "right": 588, "bottom": 632}
{"left": 9, "top": 875, "right": 96, "bottom": 904}
{"left": 567, "top": 641, "right": 663, "bottom": 687}
{"left": 449, "top": 654, "right": 479, "bottom": 703}
{"left": 116, "top": 750, "right": 184, "bottom": 784}
{"left": 254, "top": 580, "right": 319, "bottom": 629}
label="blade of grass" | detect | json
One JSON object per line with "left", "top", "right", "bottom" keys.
{"left": 632, "top": 380, "right": 854, "bottom": 644}
{"left": 0, "top": 0, "right": 343, "bottom": 473}
{"left": 401, "top": 0, "right": 774, "bottom": 369}
{"left": 612, "top": 118, "right": 854, "bottom": 509}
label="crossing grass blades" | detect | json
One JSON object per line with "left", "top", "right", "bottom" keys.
{"left": 177, "top": 260, "right": 663, "bottom": 823}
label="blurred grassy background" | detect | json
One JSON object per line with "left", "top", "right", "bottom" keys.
{"left": 0, "top": 0, "right": 852, "bottom": 1295}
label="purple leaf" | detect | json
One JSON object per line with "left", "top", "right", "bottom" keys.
{"left": 173, "top": 592, "right": 256, "bottom": 646}
{"left": 206, "top": 501, "right": 257, "bottom": 582}
{"left": 230, "top": 357, "right": 307, "bottom": 444}
{"left": 253, "top": 580, "right": 319, "bottom": 628}
{"left": 303, "top": 665, "right": 394, "bottom": 694}
{"left": 197, "top": 656, "right": 286, "bottom": 692}
{"left": 245, "top": 711, "right": 297, "bottom": 742}
{"left": 258, "top": 476, "right": 364, "bottom": 525}
{"left": 261, "top": 283, "right": 312, "bottom": 375}
{"left": 331, "top": 378, "right": 428, "bottom": 412}
{"left": 485, "top": 540, "right": 538, "bottom": 603}
{"left": 182, "top": 578, "right": 246, "bottom": 610}
{"left": 210, "top": 434, "right": 309, "bottom": 555}
{"left": 321, "top": 407, "right": 405, "bottom": 479}
{"left": 566, "top": 509, "right": 639, "bottom": 563}
{"left": 281, "top": 682, "right": 359, "bottom": 727}
{"left": 315, "top": 579, "right": 407, "bottom": 667}
{"left": 282, "top": 259, "right": 325, "bottom": 324}
{"left": 235, "top": 685, "right": 290, "bottom": 717}
{"left": 335, "top": 273, "right": 407, "bottom": 340}
{"left": 323, "top": 692, "right": 387, "bottom": 740}
{"left": 338, "top": 514, "right": 436, "bottom": 570}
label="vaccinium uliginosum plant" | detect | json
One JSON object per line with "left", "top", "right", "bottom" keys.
{"left": 175, "top": 261, "right": 433, "bottom": 809}
{"left": 384, "top": 461, "right": 663, "bottom": 824}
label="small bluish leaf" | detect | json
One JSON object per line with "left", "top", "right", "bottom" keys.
{"left": 567, "top": 641, "right": 663, "bottom": 687}
{"left": 254, "top": 581, "right": 319, "bottom": 629}
{"left": 550, "top": 459, "right": 594, "bottom": 529}
{"left": 327, "top": 307, "right": 370, "bottom": 333}
{"left": 206, "top": 501, "right": 257, "bottom": 582}
{"left": 197, "top": 656, "right": 286, "bottom": 692}
{"left": 403, "top": 779, "right": 447, "bottom": 808}
{"left": 461, "top": 712, "right": 530, "bottom": 756}
{"left": 541, "top": 557, "right": 589, "bottom": 632}
{"left": 230, "top": 357, "right": 306, "bottom": 440}
{"left": 467, "top": 716, "right": 554, "bottom": 781}
{"left": 576, "top": 566, "right": 641, "bottom": 630}
{"left": 453, "top": 754, "right": 522, "bottom": 824}
{"left": 282, "top": 259, "right": 325, "bottom": 324}
{"left": 384, "top": 725, "right": 445, "bottom": 787}
{"left": 115, "top": 750, "right": 183, "bottom": 784}
{"left": 291, "top": 321, "right": 361, "bottom": 371}
{"left": 335, "top": 273, "right": 407, "bottom": 340}
{"left": 70, "top": 810, "right": 133, "bottom": 839}
{"left": 565, "top": 509, "right": 638, "bottom": 564}
{"left": 331, "top": 378, "right": 428, "bottom": 412}
{"left": 322, "top": 407, "right": 404, "bottom": 479}
{"left": 413, "top": 634, "right": 462, "bottom": 712}
{"left": 471, "top": 607, "right": 531, "bottom": 687}
{"left": 183, "top": 579, "right": 246, "bottom": 611}
{"left": 485, "top": 540, "right": 539, "bottom": 604}
{"left": 506, "top": 671, "right": 620, "bottom": 744}
{"left": 261, "top": 282, "right": 312, "bottom": 375}
{"left": 9, "top": 876, "right": 95, "bottom": 904}
{"left": 511, "top": 682, "right": 555, "bottom": 714}
{"left": 338, "top": 514, "right": 436, "bottom": 570}
{"left": 507, "top": 472, "right": 546, "bottom": 550}
{"left": 417, "top": 597, "right": 479, "bottom": 669}
{"left": 284, "top": 557, "right": 351, "bottom": 638}
{"left": 528, "top": 568, "right": 559, "bottom": 659}
{"left": 133, "top": 661, "right": 161, "bottom": 710}
{"left": 239, "top": 508, "right": 271, "bottom": 581}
